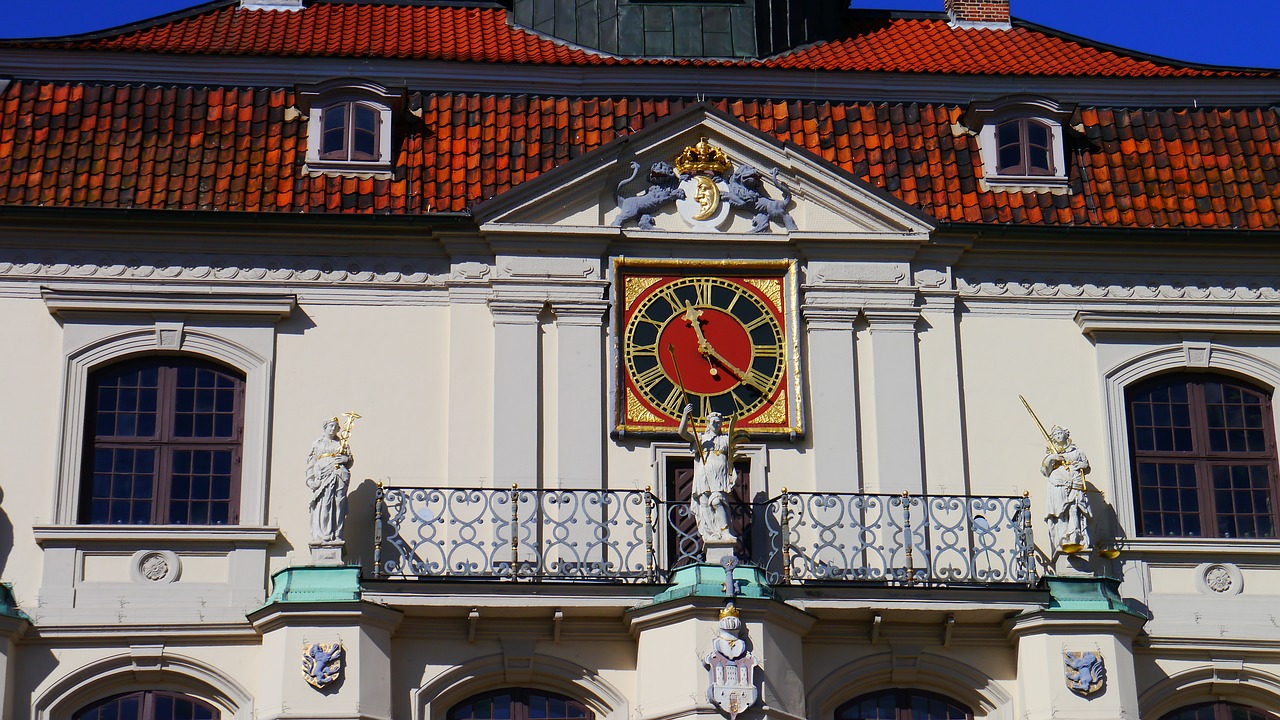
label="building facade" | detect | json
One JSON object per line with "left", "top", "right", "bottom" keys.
{"left": 1, "top": 0, "right": 1279, "bottom": 718}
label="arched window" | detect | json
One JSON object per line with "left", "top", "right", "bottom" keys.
{"left": 1159, "top": 701, "right": 1279, "bottom": 719}
{"left": 995, "top": 118, "right": 1054, "bottom": 176}
{"left": 74, "top": 692, "right": 219, "bottom": 720}
{"left": 835, "top": 689, "right": 971, "bottom": 720}
{"left": 1128, "top": 373, "right": 1280, "bottom": 538}
{"left": 319, "top": 101, "right": 382, "bottom": 162}
{"left": 448, "top": 689, "right": 593, "bottom": 720}
{"left": 81, "top": 356, "right": 244, "bottom": 525}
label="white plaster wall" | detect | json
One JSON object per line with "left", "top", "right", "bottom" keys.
{"left": 0, "top": 298, "right": 67, "bottom": 607}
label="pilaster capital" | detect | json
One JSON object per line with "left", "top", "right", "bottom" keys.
{"left": 863, "top": 308, "right": 921, "bottom": 332}
{"left": 487, "top": 297, "right": 545, "bottom": 325}
{"left": 801, "top": 304, "right": 859, "bottom": 331}
{"left": 552, "top": 299, "right": 610, "bottom": 327}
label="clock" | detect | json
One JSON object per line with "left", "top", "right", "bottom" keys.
{"left": 615, "top": 260, "right": 801, "bottom": 435}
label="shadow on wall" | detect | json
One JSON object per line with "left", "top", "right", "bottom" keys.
{"left": 346, "top": 478, "right": 380, "bottom": 572}
{"left": 0, "top": 485, "right": 11, "bottom": 579}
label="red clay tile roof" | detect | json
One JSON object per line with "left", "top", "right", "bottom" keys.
{"left": 11, "top": 2, "right": 1271, "bottom": 77}
{"left": 3, "top": 80, "right": 1278, "bottom": 229}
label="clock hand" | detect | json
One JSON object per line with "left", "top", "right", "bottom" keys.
{"left": 700, "top": 344, "right": 766, "bottom": 392}
{"left": 682, "top": 302, "right": 719, "bottom": 377}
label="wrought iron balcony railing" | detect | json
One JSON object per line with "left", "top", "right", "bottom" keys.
{"left": 372, "top": 486, "right": 1035, "bottom": 587}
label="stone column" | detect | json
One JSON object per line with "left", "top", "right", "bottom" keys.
{"left": 1007, "top": 579, "right": 1145, "bottom": 720}
{"left": 801, "top": 308, "right": 861, "bottom": 492}
{"left": 865, "top": 309, "right": 924, "bottom": 494}
{"left": 489, "top": 298, "right": 545, "bottom": 488}
{"left": 552, "top": 300, "right": 609, "bottom": 490}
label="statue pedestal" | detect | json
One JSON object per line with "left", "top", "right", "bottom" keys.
{"left": 703, "top": 539, "right": 736, "bottom": 565}
{"left": 309, "top": 541, "right": 345, "bottom": 566}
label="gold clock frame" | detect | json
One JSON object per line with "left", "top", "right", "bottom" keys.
{"left": 612, "top": 257, "right": 804, "bottom": 437}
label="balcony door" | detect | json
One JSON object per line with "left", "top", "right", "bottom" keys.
{"left": 666, "top": 458, "right": 752, "bottom": 568}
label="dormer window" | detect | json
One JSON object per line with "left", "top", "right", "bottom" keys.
{"left": 996, "top": 118, "right": 1053, "bottom": 176}
{"left": 297, "top": 79, "right": 405, "bottom": 176}
{"left": 964, "top": 95, "right": 1076, "bottom": 192}
{"left": 321, "top": 102, "right": 382, "bottom": 162}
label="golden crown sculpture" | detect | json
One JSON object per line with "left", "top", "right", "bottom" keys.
{"left": 674, "top": 137, "right": 732, "bottom": 176}
{"left": 719, "top": 603, "right": 740, "bottom": 619}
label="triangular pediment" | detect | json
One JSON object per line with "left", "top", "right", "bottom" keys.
{"left": 473, "top": 104, "right": 935, "bottom": 240}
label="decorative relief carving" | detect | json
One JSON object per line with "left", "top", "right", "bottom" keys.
{"left": 0, "top": 255, "right": 444, "bottom": 285}
{"left": 1196, "top": 562, "right": 1243, "bottom": 595}
{"left": 914, "top": 269, "right": 948, "bottom": 288}
{"left": 303, "top": 642, "right": 344, "bottom": 689}
{"left": 1063, "top": 651, "right": 1106, "bottom": 696}
{"left": 130, "top": 550, "right": 180, "bottom": 584}
{"left": 745, "top": 278, "right": 782, "bottom": 310}
{"left": 624, "top": 276, "right": 663, "bottom": 307}
{"left": 756, "top": 389, "right": 787, "bottom": 425}
{"left": 957, "top": 277, "right": 1280, "bottom": 301}
{"left": 626, "top": 390, "right": 663, "bottom": 424}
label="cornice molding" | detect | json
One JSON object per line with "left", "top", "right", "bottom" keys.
{"left": 1076, "top": 309, "right": 1280, "bottom": 335}
{"left": 4, "top": 51, "right": 1280, "bottom": 106}
{"left": 42, "top": 288, "right": 296, "bottom": 319}
{"left": 957, "top": 277, "right": 1280, "bottom": 301}
{"left": 0, "top": 255, "right": 449, "bottom": 287}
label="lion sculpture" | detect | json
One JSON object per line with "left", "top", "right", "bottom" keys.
{"left": 611, "top": 161, "right": 684, "bottom": 230}
{"left": 724, "top": 165, "right": 797, "bottom": 233}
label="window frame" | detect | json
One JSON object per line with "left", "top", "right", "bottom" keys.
{"left": 964, "top": 94, "right": 1074, "bottom": 191}
{"left": 319, "top": 101, "right": 384, "bottom": 163}
{"left": 74, "top": 691, "right": 220, "bottom": 720}
{"left": 834, "top": 688, "right": 973, "bottom": 720}
{"left": 995, "top": 118, "right": 1055, "bottom": 177}
{"left": 81, "top": 356, "right": 246, "bottom": 526}
{"left": 1158, "top": 701, "right": 1279, "bottom": 720}
{"left": 447, "top": 689, "right": 594, "bottom": 720}
{"left": 299, "top": 78, "right": 404, "bottom": 176}
{"left": 1128, "top": 372, "right": 1280, "bottom": 539}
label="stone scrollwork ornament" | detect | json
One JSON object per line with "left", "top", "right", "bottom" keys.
{"left": 1063, "top": 651, "right": 1106, "bottom": 696}
{"left": 303, "top": 641, "right": 344, "bottom": 689}
{"left": 704, "top": 603, "right": 758, "bottom": 720}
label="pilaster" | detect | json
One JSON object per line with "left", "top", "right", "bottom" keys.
{"left": 489, "top": 298, "right": 546, "bottom": 487}
{"left": 249, "top": 568, "right": 403, "bottom": 720}
{"left": 553, "top": 299, "right": 609, "bottom": 489}
{"left": 916, "top": 287, "right": 968, "bottom": 494}
{"left": 865, "top": 308, "right": 924, "bottom": 494}
{"left": 801, "top": 306, "right": 861, "bottom": 492}
{"left": 1006, "top": 579, "right": 1146, "bottom": 720}
{"left": 0, "top": 585, "right": 27, "bottom": 720}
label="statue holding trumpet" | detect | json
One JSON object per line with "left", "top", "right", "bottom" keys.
{"left": 1021, "top": 397, "right": 1093, "bottom": 557}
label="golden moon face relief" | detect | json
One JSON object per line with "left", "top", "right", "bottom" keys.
{"left": 691, "top": 176, "right": 720, "bottom": 220}
{"left": 677, "top": 175, "right": 731, "bottom": 229}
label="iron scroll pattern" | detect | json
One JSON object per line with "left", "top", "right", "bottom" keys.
{"left": 374, "top": 487, "right": 1035, "bottom": 586}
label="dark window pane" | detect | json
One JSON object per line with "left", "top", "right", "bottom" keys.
{"left": 1130, "top": 374, "right": 1280, "bottom": 539}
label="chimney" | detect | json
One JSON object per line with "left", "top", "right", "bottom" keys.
{"left": 944, "top": 0, "right": 1010, "bottom": 29}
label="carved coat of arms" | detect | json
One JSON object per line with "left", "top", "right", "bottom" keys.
{"left": 303, "top": 641, "right": 344, "bottom": 689}
{"left": 611, "top": 137, "right": 797, "bottom": 233}
{"left": 705, "top": 603, "right": 759, "bottom": 720}
{"left": 1063, "top": 650, "right": 1106, "bottom": 696}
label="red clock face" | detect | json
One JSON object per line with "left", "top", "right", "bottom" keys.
{"left": 618, "top": 270, "right": 796, "bottom": 434}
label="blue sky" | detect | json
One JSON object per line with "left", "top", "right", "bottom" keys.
{"left": 4, "top": 0, "right": 1277, "bottom": 70}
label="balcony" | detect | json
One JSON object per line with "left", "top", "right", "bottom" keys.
{"left": 373, "top": 487, "right": 1035, "bottom": 587}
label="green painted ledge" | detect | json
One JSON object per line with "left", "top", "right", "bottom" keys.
{"left": 1045, "top": 576, "right": 1144, "bottom": 617}
{"left": 262, "top": 566, "right": 361, "bottom": 607}
{"left": 649, "top": 562, "right": 779, "bottom": 605}
{"left": 0, "top": 583, "right": 27, "bottom": 620}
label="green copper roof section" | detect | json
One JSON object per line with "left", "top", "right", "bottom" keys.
{"left": 0, "top": 583, "right": 28, "bottom": 620}
{"left": 262, "top": 566, "right": 361, "bottom": 606}
{"left": 1045, "top": 576, "right": 1144, "bottom": 617}
{"left": 649, "top": 562, "right": 779, "bottom": 605}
